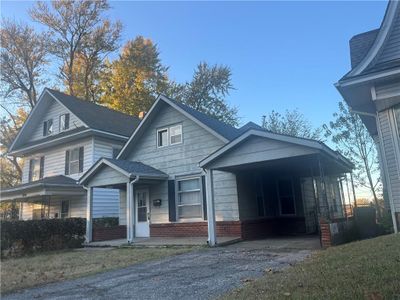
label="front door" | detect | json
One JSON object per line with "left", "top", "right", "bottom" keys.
{"left": 135, "top": 189, "right": 150, "bottom": 237}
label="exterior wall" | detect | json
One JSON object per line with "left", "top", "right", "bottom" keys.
{"left": 87, "top": 165, "right": 128, "bottom": 187}
{"left": 28, "top": 97, "right": 84, "bottom": 143}
{"left": 21, "top": 137, "right": 93, "bottom": 183}
{"left": 378, "top": 109, "right": 400, "bottom": 212}
{"left": 126, "top": 103, "right": 239, "bottom": 222}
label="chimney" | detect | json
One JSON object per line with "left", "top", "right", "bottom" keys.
{"left": 138, "top": 111, "right": 146, "bottom": 119}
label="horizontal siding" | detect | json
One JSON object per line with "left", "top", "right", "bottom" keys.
{"left": 28, "top": 96, "right": 84, "bottom": 143}
{"left": 375, "top": 81, "right": 400, "bottom": 100}
{"left": 21, "top": 138, "right": 93, "bottom": 183}
{"left": 209, "top": 136, "right": 318, "bottom": 169}
{"left": 93, "top": 188, "right": 119, "bottom": 218}
{"left": 379, "top": 110, "right": 400, "bottom": 211}
{"left": 126, "top": 103, "right": 239, "bottom": 221}
{"left": 88, "top": 165, "right": 128, "bottom": 187}
{"left": 93, "top": 138, "right": 124, "bottom": 162}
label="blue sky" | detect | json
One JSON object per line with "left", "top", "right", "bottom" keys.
{"left": 1, "top": 1, "right": 387, "bottom": 128}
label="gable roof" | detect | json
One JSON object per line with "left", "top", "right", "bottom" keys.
{"left": 79, "top": 158, "right": 168, "bottom": 185}
{"left": 46, "top": 89, "right": 141, "bottom": 137}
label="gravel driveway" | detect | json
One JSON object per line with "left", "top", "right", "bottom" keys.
{"left": 4, "top": 237, "right": 319, "bottom": 300}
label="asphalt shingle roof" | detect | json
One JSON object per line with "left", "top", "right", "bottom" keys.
{"left": 47, "top": 89, "right": 141, "bottom": 137}
{"left": 349, "top": 29, "right": 380, "bottom": 69}
{"left": 103, "top": 158, "right": 168, "bottom": 178}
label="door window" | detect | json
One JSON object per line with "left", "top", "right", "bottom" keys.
{"left": 137, "top": 192, "right": 147, "bottom": 222}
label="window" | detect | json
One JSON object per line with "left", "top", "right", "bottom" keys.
{"left": 170, "top": 125, "right": 182, "bottom": 145}
{"left": 137, "top": 191, "right": 147, "bottom": 222}
{"left": 157, "top": 128, "right": 168, "bottom": 148}
{"left": 277, "top": 179, "right": 296, "bottom": 215}
{"left": 29, "top": 157, "right": 44, "bottom": 182}
{"left": 59, "top": 113, "right": 70, "bottom": 131}
{"left": 43, "top": 119, "right": 53, "bottom": 136}
{"left": 177, "top": 177, "right": 202, "bottom": 219}
{"left": 61, "top": 200, "right": 69, "bottom": 219}
{"left": 65, "top": 147, "right": 84, "bottom": 175}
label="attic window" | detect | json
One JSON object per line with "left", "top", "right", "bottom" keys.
{"left": 43, "top": 119, "right": 53, "bottom": 136}
{"left": 60, "top": 113, "right": 70, "bottom": 131}
{"left": 157, "top": 128, "right": 168, "bottom": 148}
{"left": 170, "top": 125, "right": 182, "bottom": 145}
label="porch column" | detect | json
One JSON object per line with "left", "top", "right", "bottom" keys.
{"left": 205, "top": 169, "right": 217, "bottom": 246}
{"left": 126, "top": 182, "right": 135, "bottom": 243}
{"left": 85, "top": 187, "right": 93, "bottom": 243}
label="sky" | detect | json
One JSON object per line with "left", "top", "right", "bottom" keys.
{"left": 0, "top": 1, "right": 389, "bottom": 198}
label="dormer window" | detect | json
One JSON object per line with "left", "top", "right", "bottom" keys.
{"left": 43, "top": 119, "right": 53, "bottom": 136}
{"left": 60, "top": 113, "right": 70, "bottom": 131}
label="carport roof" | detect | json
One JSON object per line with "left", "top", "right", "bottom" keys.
{"left": 79, "top": 158, "right": 168, "bottom": 185}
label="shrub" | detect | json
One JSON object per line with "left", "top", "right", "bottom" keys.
{"left": 1, "top": 218, "right": 86, "bottom": 258}
{"left": 93, "top": 217, "right": 119, "bottom": 228}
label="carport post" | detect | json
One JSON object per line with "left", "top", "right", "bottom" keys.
{"left": 205, "top": 169, "right": 217, "bottom": 246}
{"left": 85, "top": 187, "right": 93, "bottom": 243}
{"left": 126, "top": 182, "right": 135, "bottom": 243}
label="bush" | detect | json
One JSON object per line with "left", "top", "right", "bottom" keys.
{"left": 93, "top": 217, "right": 119, "bottom": 228}
{"left": 1, "top": 218, "right": 86, "bottom": 258}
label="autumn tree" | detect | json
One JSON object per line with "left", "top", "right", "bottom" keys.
{"left": 324, "top": 101, "right": 382, "bottom": 219}
{"left": 100, "top": 36, "right": 169, "bottom": 115}
{"left": 0, "top": 19, "right": 49, "bottom": 109}
{"left": 30, "top": 0, "right": 121, "bottom": 98}
{"left": 262, "top": 108, "right": 322, "bottom": 139}
{"left": 168, "top": 62, "right": 238, "bottom": 127}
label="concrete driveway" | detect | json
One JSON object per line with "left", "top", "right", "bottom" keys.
{"left": 4, "top": 236, "right": 320, "bottom": 300}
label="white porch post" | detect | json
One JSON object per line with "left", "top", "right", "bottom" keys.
{"left": 126, "top": 182, "right": 135, "bottom": 243}
{"left": 85, "top": 187, "right": 93, "bottom": 243}
{"left": 205, "top": 168, "right": 217, "bottom": 246}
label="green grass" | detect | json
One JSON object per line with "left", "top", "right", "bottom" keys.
{"left": 1, "top": 246, "right": 195, "bottom": 295}
{"left": 223, "top": 234, "right": 400, "bottom": 300}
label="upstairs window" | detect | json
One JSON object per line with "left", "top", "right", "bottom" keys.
{"left": 59, "top": 113, "right": 70, "bottom": 132}
{"left": 65, "top": 146, "right": 84, "bottom": 175}
{"left": 29, "top": 157, "right": 44, "bottom": 182}
{"left": 157, "top": 128, "right": 168, "bottom": 148}
{"left": 170, "top": 125, "right": 182, "bottom": 145}
{"left": 43, "top": 119, "right": 53, "bottom": 136}
{"left": 157, "top": 124, "right": 183, "bottom": 148}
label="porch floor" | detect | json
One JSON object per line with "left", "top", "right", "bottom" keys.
{"left": 86, "top": 236, "right": 242, "bottom": 247}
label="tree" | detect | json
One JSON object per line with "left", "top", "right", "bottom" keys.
{"left": 100, "top": 36, "right": 169, "bottom": 115}
{"left": 261, "top": 108, "right": 322, "bottom": 139}
{"left": 30, "top": 0, "right": 121, "bottom": 98}
{"left": 0, "top": 19, "right": 49, "bottom": 109}
{"left": 324, "top": 101, "right": 382, "bottom": 219}
{"left": 0, "top": 107, "right": 28, "bottom": 188}
{"left": 168, "top": 62, "right": 238, "bottom": 127}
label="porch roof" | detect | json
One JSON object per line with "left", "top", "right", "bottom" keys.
{"left": 79, "top": 158, "right": 168, "bottom": 186}
{"left": 199, "top": 129, "right": 353, "bottom": 174}
{"left": 0, "top": 175, "right": 84, "bottom": 202}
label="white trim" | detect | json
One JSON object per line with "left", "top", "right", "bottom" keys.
{"left": 199, "top": 129, "right": 351, "bottom": 169}
{"left": 336, "top": 68, "right": 400, "bottom": 88}
{"left": 90, "top": 129, "right": 130, "bottom": 140}
{"left": 170, "top": 124, "right": 183, "bottom": 145}
{"left": 117, "top": 95, "right": 229, "bottom": 159}
{"left": 79, "top": 158, "right": 131, "bottom": 185}
{"left": 175, "top": 175, "right": 203, "bottom": 220}
{"left": 347, "top": 1, "right": 400, "bottom": 77}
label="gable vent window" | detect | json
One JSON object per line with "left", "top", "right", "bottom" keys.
{"left": 43, "top": 119, "right": 53, "bottom": 136}
{"left": 157, "top": 124, "right": 183, "bottom": 148}
{"left": 60, "top": 113, "right": 70, "bottom": 131}
{"left": 65, "top": 146, "right": 84, "bottom": 175}
{"left": 170, "top": 125, "right": 182, "bottom": 145}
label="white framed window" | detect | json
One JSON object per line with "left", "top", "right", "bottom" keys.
{"left": 61, "top": 200, "right": 69, "bottom": 219}
{"left": 170, "top": 124, "right": 182, "bottom": 145}
{"left": 277, "top": 178, "right": 296, "bottom": 216}
{"left": 59, "top": 113, "right": 70, "bottom": 132}
{"left": 43, "top": 119, "right": 53, "bottom": 136}
{"left": 157, "top": 128, "right": 169, "bottom": 148}
{"left": 65, "top": 146, "right": 83, "bottom": 175}
{"left": 29, "top": 156, "right": 44, "bottom": 182}
{"left": 176, "top": 177, "right": 202, "bottom": 219}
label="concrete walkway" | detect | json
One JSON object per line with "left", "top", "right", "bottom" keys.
{"left": 4, "top": 236, "right": 320, "bottom": 300}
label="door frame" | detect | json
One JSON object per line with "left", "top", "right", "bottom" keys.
{"left": 135, "top": 187, "right": 150, "bottom": 237}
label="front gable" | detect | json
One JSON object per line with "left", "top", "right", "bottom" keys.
{"left": 10, "top": 90, "right": 86, "bottom": 153}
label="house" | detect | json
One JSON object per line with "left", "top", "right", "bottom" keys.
{"left": 335, "top": 0, "right": 400, "bottom": 233}
{"left": 0, "top": 88, "right": 140, "bottom": 220}
{"left": 79, "top": 94, "right": 353, "bottom": 245}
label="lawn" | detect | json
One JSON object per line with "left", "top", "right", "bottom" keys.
{"left": 1, "top": 246, "right": 195, "bottom": 295}
{"left": 223, "top": 234, "right": 400, "bottom": 300}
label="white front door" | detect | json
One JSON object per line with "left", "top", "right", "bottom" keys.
{"left": 135, "top": 189, "right": 150, "bottom": 237}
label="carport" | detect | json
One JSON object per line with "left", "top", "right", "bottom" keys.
{"left": 200, "top": 129, "right": 354, "bottom": 246}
